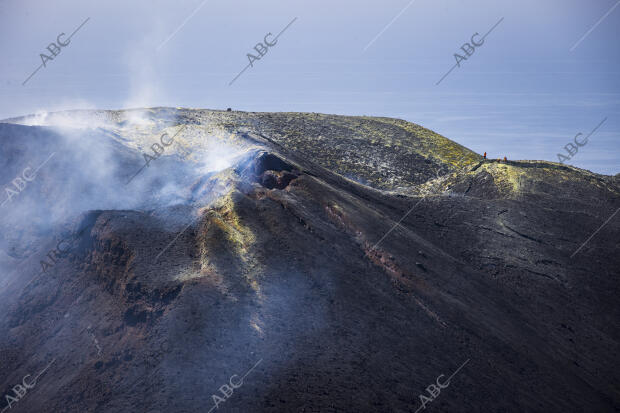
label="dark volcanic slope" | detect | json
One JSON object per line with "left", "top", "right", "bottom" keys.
{"left": 0, "top": 108, "right": 619, "bottom": 413}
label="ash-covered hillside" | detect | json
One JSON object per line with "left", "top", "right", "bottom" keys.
{"left": 0, "top": 108, "right": 618, "bottom": 412}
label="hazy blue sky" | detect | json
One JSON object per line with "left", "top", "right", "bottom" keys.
{"left": 1, "top": 0, "right": 618, "bottom": 174}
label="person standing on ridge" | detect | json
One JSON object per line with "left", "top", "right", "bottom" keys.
{"left": 504, "top": 156, "right": 507, "bottom": 161}
{"left": 483, "top": 152, "right": 487, "bottom": 159}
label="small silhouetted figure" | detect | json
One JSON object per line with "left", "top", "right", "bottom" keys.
{"left": 227, "top": 108, "right": 232, "bottom": 112}
{"left": 504, "top": 156, "right": 507, "bottom": 161}
{"left": 483, "top": 152, "right": 487, "bottom": 159}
